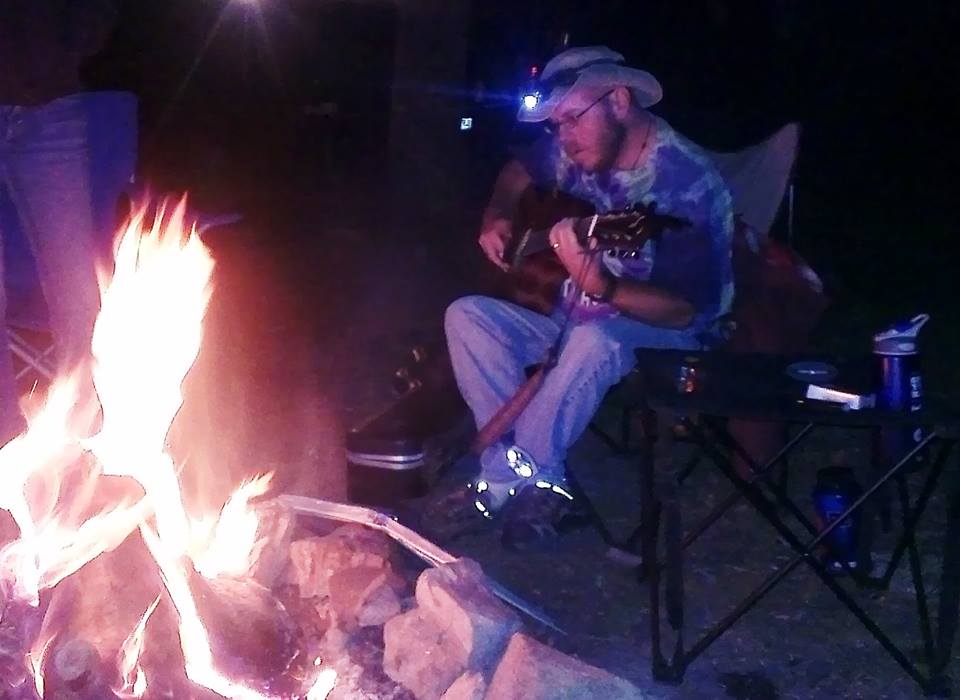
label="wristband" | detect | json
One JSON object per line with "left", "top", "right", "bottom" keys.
{"left": 586, "top": 274, "right": 618, "bottom": 303}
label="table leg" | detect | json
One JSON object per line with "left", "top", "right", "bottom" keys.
{"left": 869, "top": 441, "right": 952, "bottom": 590}
{"left": 639, "top": 407, "right": 686, "bottom": 681}
{"left": 684, "top": 423, "right": 946, "bottom": 691}
{"left": 934, "top": 446, "right": 960, "bottom": 690}
{"left": 639, "top": 407, "right": 665, "bottom": 672}
{"left": 897, "top": 475, "right": 936, "bottom": 663}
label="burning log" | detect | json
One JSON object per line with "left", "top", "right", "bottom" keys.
{"left": 185, "top": 569, "right": 300, "bottom": 688}
{"left": 40, "top": 638, "right": 123, "bottom": 699}
{"left": 247, "top": 503, "right": 295, "bottom": 589}
{"left": 51, "top": 639, "right": 98, "bottom": 689}
{"left": 37, "top": 537, "right": 163, "bottom": 666}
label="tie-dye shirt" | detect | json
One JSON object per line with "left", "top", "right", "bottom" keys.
{"left": 519, "top": 116, "right": 734, "bottom": 330}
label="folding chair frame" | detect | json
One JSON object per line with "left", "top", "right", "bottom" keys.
{"left": 7, "top": 326, "right": 55, "bottom": 383}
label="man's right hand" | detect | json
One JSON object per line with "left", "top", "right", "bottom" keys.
{"left": 478, "top": 218, "right": 513, "bottom": 271}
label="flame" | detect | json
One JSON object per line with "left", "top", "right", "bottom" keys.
{"left": 306, "top": 667, "right": 337, "bottom": 700}
{"left": 0, "top": 372, "right": 147, "bottom": 603}
{"left": 83, "top": 199, "right": 273, "bottom": 698}
{"left": 84, "top": 198, "right": 214, "bottom": 556}
{"left": 0, "top": 197, "right": 281, "bottom": 698}
{"left": 132, "top": 667, "right": 147, "bottom": 696}
{"left": 27, "top": 634, "right": 57, "bottom": 698}
{"left": 116, "top": 595, "right": 161, "bottom": 698}
{"left": 140, "top": 523, "right": 273, "bottom": 700}
{"left": 0, "top": 374, "right": 84, "bottom": 602}
{"left": 190, "top": 473, "right": 273, "bottom": 580}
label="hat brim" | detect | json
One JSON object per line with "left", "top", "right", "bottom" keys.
{"left": 516, "top": 65, "right": 662, "bottom": 123}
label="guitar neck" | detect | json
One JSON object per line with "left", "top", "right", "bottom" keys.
{"left": 505, "top": 202, "right": 689, "bottom": 269}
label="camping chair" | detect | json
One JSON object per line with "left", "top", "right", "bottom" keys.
{"left": 3, "top": 91, "right": 139, "bottom": 388}
{"left": 588, "top": 123, "right": 803, "bottom": 457}
{"left": 572, "top": 123, "right": 812, "bottom": 553}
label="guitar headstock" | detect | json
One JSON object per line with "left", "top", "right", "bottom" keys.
{"left": 582, "top": 201, "right": 691, "bottom": 252}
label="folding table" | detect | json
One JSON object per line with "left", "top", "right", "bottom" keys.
{"left": 627, "top": 349, "right": 960, "bottom": 696}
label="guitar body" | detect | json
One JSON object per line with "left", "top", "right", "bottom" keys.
{"left": 483, "top": 186, "right": 689, "bottom": 317}
{"left": 501, "top": 187, "right": 595, "bottom": 315}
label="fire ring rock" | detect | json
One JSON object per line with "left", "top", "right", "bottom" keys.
{"left": 383, "top": 559, "right": 521, "bottom": 700}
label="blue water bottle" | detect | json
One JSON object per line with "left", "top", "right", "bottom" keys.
{"left": 873, "top": 314, "right": 929, "bottom": 468}
{"left": 812, "top": 466, "right": 863, "bottom": 572}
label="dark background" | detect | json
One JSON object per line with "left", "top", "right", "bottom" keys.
{"left": 82, "top": 0, "right": 960, "bottom": 385}
{"left": 3, "top": 4, "right": 953, "bottom": 691}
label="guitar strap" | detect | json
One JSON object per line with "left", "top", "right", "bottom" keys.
{"left": 469, "top": 226, "right": 607, "bottom": 457}
{"left": 541, "top": 221, "right": 604, "bottom": 370}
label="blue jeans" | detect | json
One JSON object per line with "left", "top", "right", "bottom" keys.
{"left": 445, "top": 295, "right": 700, "bottom": 486}
{"left": 0, "top": 95, "right": 101, "bottom": 439}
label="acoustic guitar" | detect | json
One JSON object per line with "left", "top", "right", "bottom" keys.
{"left": 497, "top": 187, "right": 691, "bottom": 314}
{"left": 472, "top": 188, "right": 692, "bottom": 454}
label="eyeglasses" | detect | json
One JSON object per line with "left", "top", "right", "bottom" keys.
{"left": 544, "top": 89, "right": 615, "bottom": 135}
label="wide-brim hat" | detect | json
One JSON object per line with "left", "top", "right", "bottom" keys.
{"left": 518, "top": 45, "right": 662, "bottom": 122}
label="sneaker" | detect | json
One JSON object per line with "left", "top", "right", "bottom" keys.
{"left": 418, "top": 478, "right": 520, "bottom": 543}
{"left": 419, "top": 444, "right": 548, "bottom": 544}
{"left": 500, "top": 479, "right": 591, "bottom": 551}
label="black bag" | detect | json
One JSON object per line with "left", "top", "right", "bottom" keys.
{"left": 346, "top": 342, "right": 468, "bottom": 507}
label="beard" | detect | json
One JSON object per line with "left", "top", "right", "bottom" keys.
{"left": 572, "top": 107, "right": 627, "bottom": 173}
{"left": 593, "top": 118, "right": 627, "bottom": 171}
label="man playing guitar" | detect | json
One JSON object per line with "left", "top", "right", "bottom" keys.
{"left": 441, "top": 46, "right": 734, "bottom": 549}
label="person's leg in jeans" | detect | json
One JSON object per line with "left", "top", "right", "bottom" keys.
{"left": 0, "top": 106, "right": 29, "bottom": 441}
{"left": 513, "top": 316, "right": 701, "bottom": 483}
{"left": 446, "top": 295, "right": 700, "bottom": 517}
{"left": 445, "top": 295, "right": 560, "bottom": 430}
{"left": 499, "top": 316, "right": 700, "bottom": 546}
{"left": 445, "top": 295, "right": 561, "bottom": 508}
{"left": 5, "top": 96, "right": 100, "bottom": 375}
{"left": 0, "top": 168, "right": 26, "bottom": 440}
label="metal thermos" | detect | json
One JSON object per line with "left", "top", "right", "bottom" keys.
{"left": 812, "top": 466, "right": 863, "bottom": 571}
{"left": 873, "top": 314, "right": 929, "bottom": 467}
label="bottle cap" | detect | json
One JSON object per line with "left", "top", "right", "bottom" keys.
{"left": 873, "top": 314, "right": 929, "bottom": 355}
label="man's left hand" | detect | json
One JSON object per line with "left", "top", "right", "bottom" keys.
{"left": 548, "top": 218, "right": 607, "bottom": 296}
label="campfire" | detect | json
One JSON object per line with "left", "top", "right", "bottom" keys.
{"left": 0, "top": 197, "right": 646, "bottom": 700}
{"left": 0, "top": 199, "right": 336, "bottom": 699}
